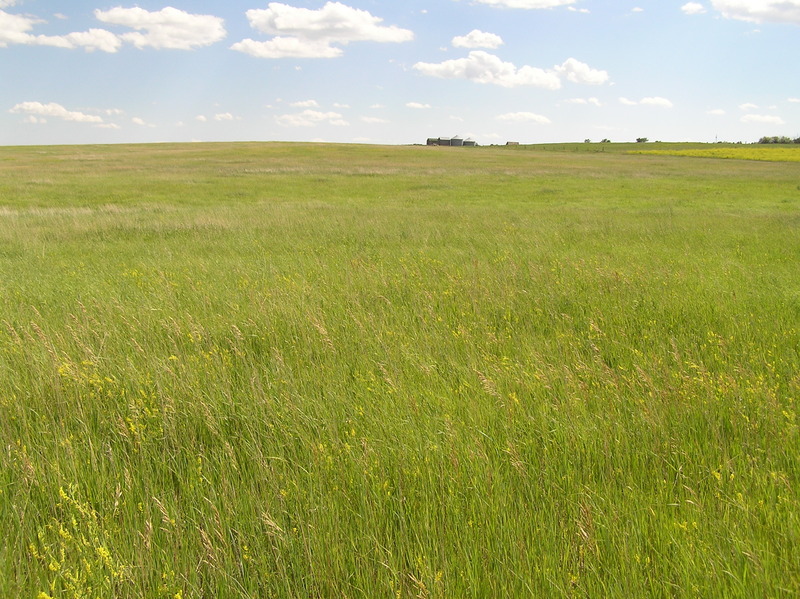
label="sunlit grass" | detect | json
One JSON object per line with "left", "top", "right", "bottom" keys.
{"left": 1, "top": 142, "right": 798, "bottom": 597}
{"left": 630, "top": 145, "right": 800, "bottom": 162}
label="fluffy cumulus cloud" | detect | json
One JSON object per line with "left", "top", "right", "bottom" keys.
{"left": 554, "top": 58, "right": 609, "bottom": 85}
{"left": 681, "top": 3, "right": 707, "bottom": 15}
{"left": 496, "top": 111, "right": 551, "bottom": 124}
{"left": 741, "top": 114, "right": 785, "bottom": 124}
{"left": 10, "top": 101, "right": 104, "bottom": 124}
{"left": 1, "top": 6, "right": 224, "bottom": 52}
{"left": 619, "top": 96, "right": 674, "bottom": 108}
{"left": 276, "top": 109, "right": 349, "bottom": 127}
{"left": 711, "top": 0, "right": 800, "bottom": 25}
{"left": 60, "top": 29, "right": 122, "bottom": 53}
{"left": 0, "top": 10, "right": 122, "bottom": 52}
{"left": 466, "top": 0, "right": 577, "bottom": 8}
{"left": 0, "top": 10, "right": 43, "bottom": 46}
{"left": 233, "top": 37, "right": 341, "bottom": 58}
{"left": 452, "top": 29, "right": 504, "bottom": 49}
{"left": 413, "top": 51, "right": 607, "bottom": 89}
{"left": 232, "top": 2, "right": 413, "bottom": 59}
{"left": 406, "top": 102, "right": 431, "bottom": 109}
{"left": 414, "top": 51, "right": 560, "bottom": 89}
{"left": 641, "top": 96, "right": 674, "bottom": 108}
{"left": 566, "top": 97, "right": 603, "bottom": 106}
{"left": 95, "top": 7, "right": 226, "bottom": 50}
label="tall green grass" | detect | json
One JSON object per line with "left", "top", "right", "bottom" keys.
{"left": 1, "top": 142, "right": 798, "bottom": 597}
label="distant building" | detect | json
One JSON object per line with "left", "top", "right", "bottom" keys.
{"left": 427, "top": 135, "right": 477, "bottom": 147}
{"left": 506, "top": 141, "right": 520, "bottom": 146}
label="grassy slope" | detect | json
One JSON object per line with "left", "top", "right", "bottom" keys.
{"left": 1, "top": 143, "right": 798, "bottom": 598}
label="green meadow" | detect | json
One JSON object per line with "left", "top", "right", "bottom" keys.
{"left": 1, "top": 142, "right": 798, "bottom": 598}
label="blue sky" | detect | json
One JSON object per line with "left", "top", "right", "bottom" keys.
{"left": 2, "top": 0, "right": 799, "bottom": 145}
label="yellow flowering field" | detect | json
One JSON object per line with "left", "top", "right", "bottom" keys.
{"left": 631, "top": 145, "right": 800, "bottom": 162}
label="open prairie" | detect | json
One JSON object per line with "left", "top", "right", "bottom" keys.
{"left": 1, "top": 142, "right": 798, "bottom": 598}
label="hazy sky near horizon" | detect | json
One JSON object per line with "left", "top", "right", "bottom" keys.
{"left": 2, "top": 0, "right": 799, "bottom": 146}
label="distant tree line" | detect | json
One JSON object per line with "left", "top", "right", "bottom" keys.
{"left": 758, "top": 135, "right": 800, "bottom": 144}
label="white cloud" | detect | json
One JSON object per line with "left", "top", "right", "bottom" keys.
{"left": 741, "top": 114, "right": 785, "bottom": 124}
{"left": 0, "top": 11, "right": 41, "bottom": 47}
{"left": 789, "top": 97, "right": 800, "bottom": 103}
{"left": 232, "top": 2, "right": 413, "bottom": 59}
{"left": 60, "top": 29, "right": 122, "bottom": 53}
{"left": 466, "top": 0, "right": 577, "bottom": 8}
{"left": 245, "top": 2, "right": 413, "bottom": 42}
{"left": 707, "top": 108, "right": 726, "bottom": 115}
{"left": 333, "top": 102, "right": 350, "bottom": 108}
{"left": 414, "top": 52, "right": 548, "bottom": 89}
{"left": 620, "top": 96, "right": 673, "bottom": 108}
{"left": 0, "top": 10, "right": 122, "bottom": 52}
{"left": 195, "top": 115, "right": 208, "bottom": 122}
{"left": 0, "top": 0, "right": 18, "bottom": 7}
{"left": 566, "top": 97, "right": 603, "bottom": 106}
{"left": 711, "top": 1, "right": 800, "bottom": 25}
{"left": 567, "top": 7, "right": 590, "bottom": 13}
{"left": 641, "top": 96, "right": 674, "bottom": 108}
{"left": 231, "top": 37, "right": 342, "bottom": 58}
{"left": 414, "top": 52, "right": 607, "bottom": 89}
{"left": 739, "top": 102, "right": 758, "bottom": 110}
{"left": 681, "top": 3, "right": 707, "bottom": 15}
{"left": 276, "top": 109, "right": 349, "bottom": 127}
{"left": 131, "top": 117, "right": 147, "bottom": 126}
{"left": 496, "top": 111, "right": 551, "bottom": 124}
{"left": 95, "top": 7, "right": 226, "bottom": 50}
{"left": 291, "top": 100, "right": 320, "bottom": 107}
{"left": 406, "top": 102, "right": 431, "bottom": 109}
{"left": 10, "top": 101, "right": 104, "bottom": 124}
{"left": 452, "top": 29, "right": 504, "bottom": 49}
{"left": 214, "top": 113, "right": 235, "bottom": 121}
{"left": 632, "top": 7, "right": 645, "bottom": 13}
{"left": 554, "top": 58, "right": 609, "bottom": 85}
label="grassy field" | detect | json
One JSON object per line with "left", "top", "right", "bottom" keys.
{"left": 1, "top": 142, "right": 798, "bottom": 598}
{"left": 629, "top": 145, "right": 800, "bottom": 162}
